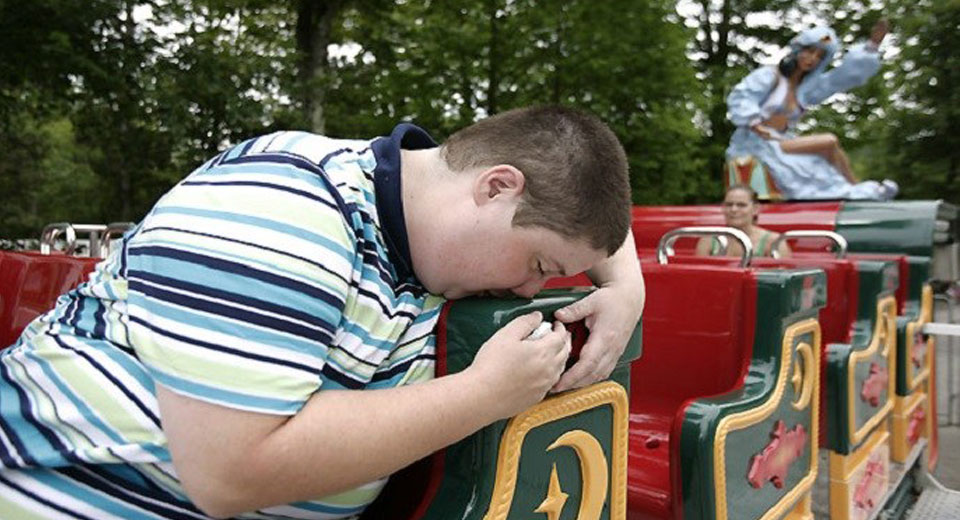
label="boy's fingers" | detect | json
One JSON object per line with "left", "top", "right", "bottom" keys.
{"left": 555, "top": 298, "right": 593, "bottom": 322}
{"left": 503, "top": 311, "right": 543, "bottom": 339}
{"left": 552, "top": 338, "right": 615, "bottom": 392}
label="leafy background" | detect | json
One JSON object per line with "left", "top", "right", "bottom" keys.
{"left": 1, "top": 0, "right": 956, "bottom": 239}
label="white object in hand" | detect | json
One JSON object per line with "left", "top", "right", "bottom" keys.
{"left": 526, "top": 321, "right": 552, "bottom": 341}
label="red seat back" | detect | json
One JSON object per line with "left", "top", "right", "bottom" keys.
{"left": 0, "top": 251, "right": 99, "bottom": 348}
{"left": 547, "top": 263, "right": 757, "bottom": 404}
{"left": 633, "top": 263, "right": 756, "bottom": 404}
{"left": 631, "top": 202, "right": 843, "bottom": 255}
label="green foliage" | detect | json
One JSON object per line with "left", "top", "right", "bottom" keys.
{"left": 0, "top": 0, "right": 957, "bottom": 241}
{"left": 327, "top": 0, "right": 704, "bottom": 203}
{"left": 879, "top": 0, "right": 960, "bottom": 201}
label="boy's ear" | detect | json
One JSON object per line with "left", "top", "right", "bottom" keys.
{"left": 473, "top": 165, "right": 525, "bottom": 205}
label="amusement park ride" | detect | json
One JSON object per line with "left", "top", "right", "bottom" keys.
{"left": 3, "top": 197, "right": 960, "bottom": 519}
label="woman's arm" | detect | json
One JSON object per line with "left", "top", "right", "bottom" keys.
{"left": 695, "top": 236, "right": 712, "bottom": 256}
{"left": 798, "top": 21, "right": 887, "bottom": 107}
{"left": 771, "top": 232, "right": 792, "bottom": 258}
{"left": 160, "top": 312, "right": 570, "bottom": 518}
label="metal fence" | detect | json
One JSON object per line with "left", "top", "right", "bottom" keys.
{"left": 935, "top": 294, "right": 959, "bottom": 426}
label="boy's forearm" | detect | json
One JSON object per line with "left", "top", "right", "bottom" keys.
{"left": 161, "top": 369, "right": 498, "bottom": 517}
{"left": 587, "top": 230, "right": 642, "bottom": 287}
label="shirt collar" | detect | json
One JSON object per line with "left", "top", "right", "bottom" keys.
{"left": 371, "top": 123, "right": 438, "bottom": 284}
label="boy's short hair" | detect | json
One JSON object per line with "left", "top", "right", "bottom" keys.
{"left": 440, "top": 106, "right": 631, "bottom": 255}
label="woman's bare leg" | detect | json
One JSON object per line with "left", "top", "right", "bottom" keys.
{"left": 779, "top": 133, "right": 857, "bottom": 183}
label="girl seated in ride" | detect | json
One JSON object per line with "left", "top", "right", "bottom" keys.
{"left": 696, "top": 184, "right": 791, "bottom": 258}
{"left": 726, "top": 21, "right": 898, "bottom": 200}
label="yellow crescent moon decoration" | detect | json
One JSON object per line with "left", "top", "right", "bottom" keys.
{"left": 543, "top": 429, "right": 609, "bottom": 519}
{"left": 877, "top": 312, "right": 890, "bottom": 357}
{"left": 791, "top": 342, "right": 814, "bottom": 411}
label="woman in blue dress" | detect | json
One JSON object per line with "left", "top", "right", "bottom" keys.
{"left": 726, "top": 20, "right": 898, "bottom": 200}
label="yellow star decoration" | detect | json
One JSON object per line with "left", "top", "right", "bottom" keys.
{"left": 535, "top": 463, "right": 569, "bottom": 520}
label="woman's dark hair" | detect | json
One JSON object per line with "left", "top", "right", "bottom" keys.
{"left": 778, "top": 54, "right": 798, "bottom": 78}
{"left": 778, "top": 45, "right": 820, "bottom": 81}
{"left": 726, "top": 183, "right": 759, "bottom": 203}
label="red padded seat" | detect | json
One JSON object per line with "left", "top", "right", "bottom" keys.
{"left": 626, "top": 264, "right": 756, "bottom": 518}
{"left": 549, "top": 263, "right": 758, "bottom": 519}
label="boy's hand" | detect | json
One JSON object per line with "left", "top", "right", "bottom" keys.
{"left": 552, "top": 277, "right": 644, "bottom": 392}
{"left": 468, "top": 311, "right": 571, "bottom": 419}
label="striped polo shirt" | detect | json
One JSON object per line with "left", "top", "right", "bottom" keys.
{"left": 0, "top": 124, "right": 446, "bottom": 519}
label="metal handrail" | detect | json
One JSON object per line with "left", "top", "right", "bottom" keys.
{"left": 770, "top": 230, "right": 848, "bottom": 259}
{"left": 39, "top": 223, "right": 135, "bottom": 257}
{"left": 39, "top": 223, "right": 79, "bottom": 255}
{"left": 98, "top": 222, "right": 135, "bottom": 258}
{"left": 656, "top": 226, "right": 753, "bottom": 268}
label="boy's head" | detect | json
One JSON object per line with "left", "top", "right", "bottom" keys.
{"left": 407, "top": 106, "right": 631, "bottom": 299}
{"left": 440, "top": 105, "right": 631, "bottom": 256}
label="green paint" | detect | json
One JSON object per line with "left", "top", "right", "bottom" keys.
{"left": 836, "top": 201, "right": 941, "bottom": 257}
{"left": 824, "top": 259, "right": 897, "bottom": 454}
{"left": 679, "top": 269, "right": 825, "bottom": 520}
{"left": 419, "top": 289, "right": 642, "bottom": 520}
{"left": 896, "top": 257, "right": 932, "bottom": 396}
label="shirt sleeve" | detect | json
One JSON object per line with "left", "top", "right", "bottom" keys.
{"left": 798, "top": 42, "right": 882, "bottom": 108}
{"left": 124, "top": 155, "right": 356, "bottom": 415}
{"left": 727, "top": 66, "right": 779, "bottom": 128}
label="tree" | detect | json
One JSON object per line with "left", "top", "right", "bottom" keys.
{"left": 877, "top": 0, "right": 960, "bottom": 200}
{"left": 327, "top": 0, "right": 704, "bottom": 203}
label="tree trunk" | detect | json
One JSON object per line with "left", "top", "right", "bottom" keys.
{"left": 551, "top": 4, "right": 565, "bottom": 104}
{"left": 296, "top": 0, "right": 344, "bottom": 134}
{"left": 119, "top": 0, "right": 136, "bottom": 219}
{"left": 486, "top": 0, "right": 500, "bottom": 115}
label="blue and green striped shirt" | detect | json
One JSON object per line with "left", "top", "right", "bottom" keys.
{"left": 0, "top": 124, "right": 445, "bottom": 519}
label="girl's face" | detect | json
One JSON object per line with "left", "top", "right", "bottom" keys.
{"left": 797, "top": 46, "right": 826, "bottom": 72}
{"left": 722, "top": 189, "right": 758, "bottom": 229}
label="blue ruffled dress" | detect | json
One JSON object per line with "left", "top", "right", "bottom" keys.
{"left": 725, "top": 27, "right": 893, "bottom": 200}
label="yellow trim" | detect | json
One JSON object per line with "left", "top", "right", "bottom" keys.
{"left": 783, "top": 495, "right": 814, "bottom": 520}
{"left": 713, "top": 319, "right": 821, "bottom": 520}
{"left": 891, "top": 392, "right": 926, "bottom": 462}
{"left": 923, "top": 375, "right": 936, "bottom": 471}
{"left": 904, "top": 285, "right": 934, "bottom": 391}
{"left": 828, "top": 427, "right": 890, "bottom": 520}
{"left": 483, "top": 381, "right": 628, "bottom": 520}
{"left": 847, "top": 296, "right": 897, "bottom": 446}
{"left": 829, "top": 424, "right": 889, "bottom": 478}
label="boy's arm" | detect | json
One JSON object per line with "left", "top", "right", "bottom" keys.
{"left": 553, "top": 230, "right": 644, "bottom": 391}
{"left": 159, "top": 313, "right": 570, "bottom": 518}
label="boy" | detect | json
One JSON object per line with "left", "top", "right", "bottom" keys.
{"left": 0, "top": 106, "right": 644, "bottom": 518}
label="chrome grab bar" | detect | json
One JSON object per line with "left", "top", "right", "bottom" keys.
{"left": 98, "top": 222, "right": 135, "bottom": 258}
{"left": 770, "top": 230, "right": 848, "bottom": 259}
{"left": 40, "top": 223, "right": 133, "bottom": 257}
{"left": 656, "top": 226, "right": 753, "bottom": 268}
{"left": 40, "top": 223, "right": 81, "bottom": 255}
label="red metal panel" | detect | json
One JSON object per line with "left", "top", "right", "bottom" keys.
{"left": 0, "top": 251, "right": 99, "bottom": 348}
{"left": 756, "top": 201, "right": 843, "bottom": 231}
{"left": 637, "top": 264, "right": 757, "bottom": 519}
{"left": 630, "top": 202, "right": 843, "bottom": 253}
{"left": 550, "top": 262, "right": 759, "bottom": 519}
